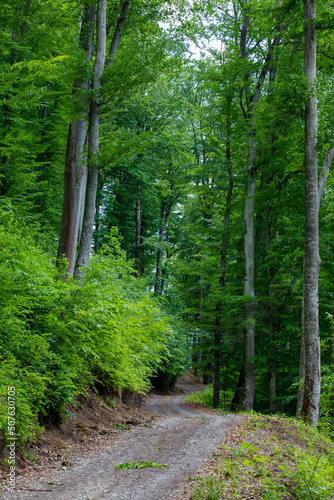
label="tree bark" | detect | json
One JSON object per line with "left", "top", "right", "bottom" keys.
{"left": 74, "top": 0, "right": 129, "bottom": 277}
{"left": 239, "top": 2, "right": 282, "bottom": 411}
{"left": 243, "top": 125, "right": 257, "bottom": 411}
{"left": 56, "top": 4, "right": 95, "bottom": 275}
{"left": 266, "top": 195, "right": 276, "bottom": 412}
{"left": 154, "top": 198, "right": 168, "bottom": 294}
{"left": 330, "top": 285, "right": 334, "bottom": 425}
{"left": 135, "top": 182, "right": 141, "bottom": 277}
{"left": 213, "top": 94, "right": 233, "bottom": 409}
{"left": 301, "top": 0, "right": 320, "bottom": 426}
{"left": 296, "top": 143, "right": 334, "bottom": 418}
{"left": 74, "top": 0, "right": 106, "bottom": 276}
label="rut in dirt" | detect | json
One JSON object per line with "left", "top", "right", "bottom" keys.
{"left": 3, "top": 381, "right": 239, "bottom": 500}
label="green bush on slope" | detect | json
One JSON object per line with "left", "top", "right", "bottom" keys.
{"left": 0, "top": 213, "right": 179, "bottom": 446}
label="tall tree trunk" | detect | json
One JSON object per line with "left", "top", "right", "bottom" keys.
{"left": 239, "top": 10, "right": 282, "bottom": 411}
{"left": 154, "top": 198, "right": 170, "bottom": 294}
{"left": 266, "top": 195, "right": 276, "bottom": 412}
{"left": 74, "top": 0, "right": 107, "bottom": 276}
{"left": 301, "top": 0, "right": 320, "bottom": 426}
{"left": 243, "top": 124, "right": 257, "bottom": 411}
{"left": 135, "top": 182, "right": 141, "bottom": 277}
{"left": 296, "top": 140, "right": 334, "bottom": 417}
{"left": 213, "top": 95, "right": 233, "bottom": 409}
{"left": 330, "top": 286, "right": 334, "bottom": 426}
{"left": 74, "top": 0, "right": 129, "bottom": 276}
{"left": 56, "top": 4, "right": 95, "bottom": 274}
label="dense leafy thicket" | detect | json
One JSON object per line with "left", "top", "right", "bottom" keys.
{"left": 0, "top": 209, "right": 183, "bottom": 445}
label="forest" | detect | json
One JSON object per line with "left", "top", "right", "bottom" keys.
{"left": 1, "top": 0, "right": 334, "bottom": 451}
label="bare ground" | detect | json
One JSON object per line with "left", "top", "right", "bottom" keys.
{"left": 1, "top": 375, "right": 239, "bottom": 500}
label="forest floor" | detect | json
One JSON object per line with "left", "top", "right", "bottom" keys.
{"left": 0, "top": 372, "right": 239, "bottom": 499}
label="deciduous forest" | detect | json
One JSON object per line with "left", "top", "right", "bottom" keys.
{"left": 1, "top": 0, "right": 334, "bottom": 453}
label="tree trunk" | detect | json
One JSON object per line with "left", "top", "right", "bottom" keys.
{"left": 301, "top": 0, "right": 320, "bottom": 426}
{"left": 231, "top": 363, "right": 245, "bottom": 412}
{"left": 296, "top": 143, "right": 334, "bottom": 417}
{"left": 154, "top": 198, "right": 169, "bottom": 294}
{"left": 74, "top": 0, "right": 107, "bottom": 276}
{"left": 243, "top": 125, "right": 257, "bottom": 412}
{"left": 296, "top": 294, "right": 306, "bottom": 418}
{"left": 56, "top": 4, "right": 95, "bottom": 275}
{"left": 135, "top": 182, "right": 141, "bottom": 277}
{"left": 266, "top": 197, "right": 276, "bottom": 412}
{"left": 238, "top": 1, "right": 282, "bottom": 411}
{"left": 74, "top": 0, "right": 129, "bottom": 277}
{"left": 330, "top": 285, "right": 334, "bottom": 425}
{"left": 213, "top": 95, "right": 233, "bottom": 409}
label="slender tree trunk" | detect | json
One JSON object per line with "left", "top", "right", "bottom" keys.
{"left": 154, "top": 198, "right": 169, "bottom": 294}
{"left": 231, "top": 363, "right": 245, "bottom": 411}
{"left": 301, "top": 0, "right": 320, "bottom": 426}
{"left": 74, "top": 0, "right": 129, "bottom": 276}
{"left": 94, "top": 178, "right": 103, "bottom": 252}
{"left": 74, "top": 0, "right": 107, "bottom": 276}
{"left": 243, "top": 125, "right": 257, "bottom": 411}
{"left": 213, "top": 95, "right": 233, "bottom": 409}
{"left": 56, "top": 4, "right": 95, "bottom": 274}
{"left": 266, "top": 196, "right": 276, "bottom": 412}
{"left": 135, "top": 182, "right": 141, "bottom": 277}
{"left": 296, "top": 292, "right": 306, "bottom": 418}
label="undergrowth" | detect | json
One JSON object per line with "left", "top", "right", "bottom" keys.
{"left": 0, "top": 212, "right": 185, "bottom": 448}
{"left": 184, "top": 386, "right": 233, "bottom": 410}
{"left": 190, "top": 414, "right": 334, "bottom": 500}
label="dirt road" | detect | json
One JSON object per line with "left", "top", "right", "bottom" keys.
{"left": 3, "top": 386, "right": 238, "bottom": 500}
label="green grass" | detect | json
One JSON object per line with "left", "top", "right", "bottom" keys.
{"left": 115, "top": 461, "right": 170, "bottom": 469}
{"left": 189, "top": 414, "right": 334, "bottom": 500}
{"left": 184, "top": 386, "right": 233, "bottom": 410}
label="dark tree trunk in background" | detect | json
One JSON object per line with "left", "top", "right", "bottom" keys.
{"left": 239, "top": 9, "right": 282, "bottom": 409}
{"left": 231, "top": 363, "right": 245, "bottom": 411}
{"left": 154, "top": 198, "right": 171, "bottom": 294}
{"left": 266, "top": 193, "right": 276, "bottom": 412}
{"left": 213, "top": 95, "right": 233, "bottom": 409}
{"left": 135, "top": 182, "right": 141, "bottom": 277}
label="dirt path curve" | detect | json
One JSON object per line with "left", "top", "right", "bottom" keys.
{"left": 4, "top": 383, "right": 239, "bottom": 500}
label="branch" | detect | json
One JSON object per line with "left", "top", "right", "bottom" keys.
{"left": 318, "top": 144, "right": 334, "bottom": 207}
{"left": 106, "top": 0, "right": 130, "bottom": 66}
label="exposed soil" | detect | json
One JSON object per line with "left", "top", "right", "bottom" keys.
{"left": 1, "top": 373, "right": 240, "bottom": 499}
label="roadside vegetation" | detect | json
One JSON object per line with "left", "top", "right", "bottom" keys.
{"left": 188, "top": 414, "right": 334, "bottom": 500}
{"left": 0, "top": 211, "right": 185, "bottom": 449}
{"left": 185, "top": 386, "right": 233, "bottom": 412}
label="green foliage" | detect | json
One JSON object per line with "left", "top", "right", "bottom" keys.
{"left": 292, "top": 449, "right": 334, "bottom": 500}
{"left": 191, "top": 476, "right": 224, "bottom": 500}
{"left": 190, "top": 415, "right": 334, "bottom": 500}
{"left": 0, "top": 213, "right": 179, "bottom": 446}
{"left": 185, "top": 387, "right": 233, "bottom": 410}
{"left": 115, "top": 461, "right": 170, "bottom": 469}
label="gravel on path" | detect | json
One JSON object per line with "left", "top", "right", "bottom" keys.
{"left": 2, "top": 385, "right": 239, "bottom": 500}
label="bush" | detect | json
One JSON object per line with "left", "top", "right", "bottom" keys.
{"left": 0, "top": 214, "right": 181, "bottom": 446}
